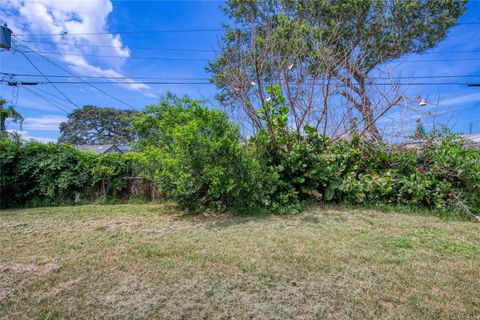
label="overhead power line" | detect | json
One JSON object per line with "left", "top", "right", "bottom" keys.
{"left": 33, "top": 85, "right": 78, "bottom": 106}
{"left": 12, "top": 37, "right": 480, "bottom": 64}
{"left": 20, "top": 50, "right": 480, "bottom": 63}
{"left": 27, "top": 86, "right": 74, "bottom": 110}
{"left": 17, "top": 50, "right": 78, "bottom": 109}
{"left": 14, "top": 43, "right": 137, "bottom": 109}
{"left": 3, "top": 72, "right": 480, "bottom": 81}
{"left": 17, "top": 28, "right": 224, "bottom": 37}
{"left": 13, "top": 21, "right": 480, "bottom": 38}
{"left": 1, "top": 72, "right": 210, "bottom": 80}
{"left": 35, "top": 51, "right": 210, "bottom": 61}
{"left": 15, "top": 39, "right": 217, "bottom": 53}
{"left": 2, "top": 81, "right": 39, "bottom": 86}
{"left": 3, "top": 74, "right": 480, "bottom": 87}
{"left": 5, "top": 80, "right": 476, "bottom": 86}
{"left": 15, "top": 39, "right": 480, "bottom": 55}
{"left": 22, "top": 86, "right": 71, "bottom": 113}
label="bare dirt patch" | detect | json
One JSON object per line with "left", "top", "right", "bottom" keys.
{"left": 0, "top": 262, "right": 61, "bottom": 302}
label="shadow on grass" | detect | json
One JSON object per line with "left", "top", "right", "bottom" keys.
{"left": 168, "top": 201, "right": 472, "bottom": 231}
{"left": 334, "top": 203, "right": 469, "bottom": 222}
{"left": 172, "top": 211, "right": 273, "bottom": 229}
{"left": 170, "top": 204, "right": 336, "bottom": 229}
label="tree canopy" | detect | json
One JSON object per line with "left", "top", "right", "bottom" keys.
{"left": 131, "top": 93, "right": 207, "bottom": 150}
{"left": 59, "top": 105, "right": 140, "bottom": 145}
{"left": 208, "top": 0, "right": 466, "bottom": 141}
{"left": 0, "top": 98, "right": 24, "bottom": 137}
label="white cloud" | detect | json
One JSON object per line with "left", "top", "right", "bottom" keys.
{"left": 439, "top": 92, "right": 480, "bottom": 107}
{"left": 143, "top": 92, "right": 159, "bottom": 99}
{"left": 64, "top": 55, "right": 149, "bottom": 91}
{"left": 23, "top": 115, "right": 67, "bottom": 131}
{"left": 0, "top": 0, "right": 151, "bottom": 94}
{"left": 8, "top": 129, "right": 56, "bottom": 143}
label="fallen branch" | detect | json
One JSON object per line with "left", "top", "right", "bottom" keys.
{"left": 453, "top": 193, "right": 480, "bottom": 222}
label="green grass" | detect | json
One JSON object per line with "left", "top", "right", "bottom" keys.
{"left": 1, "top": 203, "right": 479, "bottom": 319}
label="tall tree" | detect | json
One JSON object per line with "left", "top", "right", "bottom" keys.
{"left": 0, "top": 98, "right": 24, "bottom": 137}
{"left": 59, "top": 105, "right": 139, "bottom": 145}
{"left": 208, "top": 0, "right": 466, "bottom": 141}
{"left": 131, "top": 93, "right": 205, "bottom": 149}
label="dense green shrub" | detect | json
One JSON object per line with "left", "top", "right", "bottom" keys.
{"left": 2, "top": 89, "right": 478, "bottom": 217}
{"left": 248, "top": 85, "right": 336, "bottom": 213}
{"left": 328, "top": 136, "right": 480, "bottom": 215}
{"left": 247, "top": 85, "right": 480, "bottom": 216}
{"left": 0, "top": 138, "right": 139, "bottom": 208}
{"left": 132, "top": 94, "right": 266, "bottom": 213}
{"left": 392, "top": 135, "right": 480, "bottom": 212}
{"left": 250, "top": 122, "right": 330, "bottom": 213}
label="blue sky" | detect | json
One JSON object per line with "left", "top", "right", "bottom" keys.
{"left": 0, "top": 0, "right": 479, "bottom": 142}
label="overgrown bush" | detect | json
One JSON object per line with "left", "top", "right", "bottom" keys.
{"left": 328, "top": 135, "right": 480, "bottom": 215}
{"left": 2, "top": 89, "right": 479, "bottom": 217}
{"left": 0, "top": 138, "right": 140, "bottom": 208}
{"left": 248, "top": 85, "right": 342, "bottom": 213}
{"left": 247, "top": 85, "right": 480, "bottom": 216}
{"left": 132, "top": 94, "right": 266, "bottom": 213}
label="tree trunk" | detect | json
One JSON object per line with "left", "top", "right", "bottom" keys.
{"left": 358, "top": 80, "right": 382, "bottom": 142}
{"left": 361, "top": 106, "right": 382, "bottom": 142}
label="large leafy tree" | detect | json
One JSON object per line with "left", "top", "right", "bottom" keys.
{"left": 59, "top": 105, "right": 139, "bottom": 145}
{"left": 0, "top": 98, "right": 24, "bottom": 137}
{"left": 208, "top": 0, "right": 466, "bottom": 141}
{"left": 130, "top": 93, "right": 205, "bottom": 149}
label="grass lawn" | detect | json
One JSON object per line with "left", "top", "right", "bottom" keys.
{"left": 0, "top": 204, "right": 479, "bottom": 319}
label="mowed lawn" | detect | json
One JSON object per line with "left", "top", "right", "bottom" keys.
{"left": 1, "top": 204, "right": 479, "bottom": 319}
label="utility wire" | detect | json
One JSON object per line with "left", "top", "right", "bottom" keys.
{"left": 15, "top": 39, "right": 480, "bottom": 55}
{"left": 14, "top": 39, "right": 217, "bottom": 53}
{"left": 35, "top": 51, "right": 209, "bottom": 61}
{"left": 16, "top": 28, "right": 224, "bottom": 37}
{"left": 33, "top": 85, "right": 77, "bottom": 106}
{"left": 13, "top": 21, "right": 480, "bottom": 38}
{"left": 0, "top": 72, "right": 208, "bottom": 80}
{"left": 27, "top": 86, "right": 74, "bottom": 110}
{"left": 14, "top": 43, "right": 137, "bottom": 109}
{"left": 25, "top": 50, "right": 480, "bottom": 63}
{"left": 2, "top": 79, "right": 472, "bottom": 86}
{"left": 2, "top": 76, "right": 476, "bottom": 86}
{"left": 17, "top": 50, "right": 78, "bottom": 109}
{"left": 3, "top": 72, "right": 479, "bottom": 86}
{"left": 6, "top": 80, "right": 473, "bottom": 86}
{"left": 22, "top": 86, "right": 71, "bottom": 113}
{"left": 3, "top": 72, "right": 480, "bottom": 81}
{"left": 13, "top": 22, "right": 480, "bottom": 37}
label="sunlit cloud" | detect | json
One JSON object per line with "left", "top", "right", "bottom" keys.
{"left": 8, "top": 129, "right": 56, "bottom": 143}
{"left": 439, "top": 92, "right": 480, "bottom": 107}
{"left": 0, "top": 0, "right": 152, "bottom": 95}
{"left": 23, "top": 115, "right": 67, "bottom": 131}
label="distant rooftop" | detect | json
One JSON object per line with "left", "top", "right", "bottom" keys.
{"left": 400, "top": 134, "right": 480, "bottom": 149}
{"left": 116, "top": 145, "right": 134, "bottom": 153}
{"left": 464, "top": 134, "right": 480, "bottom": 144}
{"left": 75, "top": 145, "right": 124, "bottom": 154}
